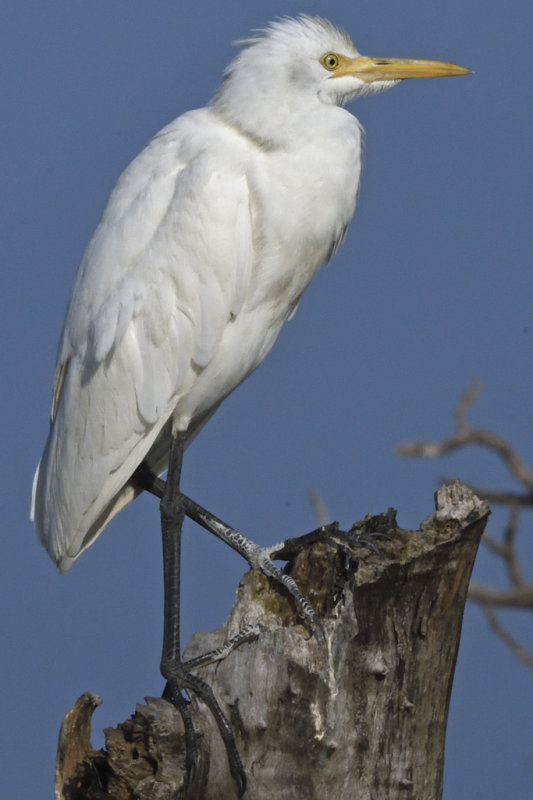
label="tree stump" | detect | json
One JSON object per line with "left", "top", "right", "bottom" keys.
{"left": 55, "top": 482, "right": 488, "bottom": 799}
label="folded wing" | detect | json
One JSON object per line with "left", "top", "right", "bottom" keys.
{"left": 32, "top": 111, "right": 254, "bottom": 571}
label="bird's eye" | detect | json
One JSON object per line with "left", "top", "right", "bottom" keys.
{"left": 320, "top": 52, "right": 340, "bottom": 71}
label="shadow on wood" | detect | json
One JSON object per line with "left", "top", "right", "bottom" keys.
{"left": 55, "top": 482, "right": 488, "bottom": 800}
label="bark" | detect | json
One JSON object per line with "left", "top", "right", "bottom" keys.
{"left": 55, "top": 481, "right": 488, "bottom": 800}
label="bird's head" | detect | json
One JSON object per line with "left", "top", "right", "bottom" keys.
{"left": 213, "top": 15, "right": 470, "bottom": 147}
{"left": 213, "top": 16, "right": 470, "bottom": 147}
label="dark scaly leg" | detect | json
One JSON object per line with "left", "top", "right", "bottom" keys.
{"left": 183, "top": 622, "right": 265, "bottom": 672}
{"left": 138, "top": 459, "right": 385, "bottom": 641}
{"left": 134, "top": 448, "right": 388, "bottom": 792}
{"left": 136, "top": 463, "right": 325, "bottom": 643}
{"left": 156, "top": 431, "right": 246, "bottom": 796}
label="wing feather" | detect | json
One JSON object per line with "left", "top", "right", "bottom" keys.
{"left": 32, "top": 109, "right": 254, "bottom": 570}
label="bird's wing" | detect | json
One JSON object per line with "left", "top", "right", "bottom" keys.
{"left": 32, "top": 111, "right": 254, "bottom": 569}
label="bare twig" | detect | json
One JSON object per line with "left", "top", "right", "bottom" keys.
{"left": 399, "top": 426, "right": 533, "bottom": 491}
{"left": 398, "top": 380, "right": 533, "bottom": 491}
{"left": 502, "top": 505, "right": 527, "bottom": 589}
{"left": 398, "top": 381, "right": 533, "bottom": 670}
{"left": 482, "top": 606, "right": 533, "bottom": 671}
{"left": 309, "top": 489, "right": 330, "bottom": 527}
{"left": 455, "top": 378, "right": 482, "bottom": 432}
{"left": 449, "top": 486, "right": 533, "bottom": 508}
{"left": 468, "top": 583, "right": 533, "bottom": 608}
{"left": 479, "top": 532, "right": 507, "bottom": 558}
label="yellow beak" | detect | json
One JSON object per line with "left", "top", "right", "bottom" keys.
{"left": 336, "top": 55, "right": 471, "bottom": 82}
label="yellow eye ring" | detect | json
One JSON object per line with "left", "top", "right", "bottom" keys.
{"left": 320, "top": 52, "right": 339, "bottom": 71}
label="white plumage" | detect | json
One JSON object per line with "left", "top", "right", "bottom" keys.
{"left": 31, "top": 16, "right": 469, "bottom": 572}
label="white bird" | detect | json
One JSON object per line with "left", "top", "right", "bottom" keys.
{"left": 31, "top": 15, "right": 469, "bottom": 791}
{"left": 32, "top": 15, "right": 468, "bottom": 571}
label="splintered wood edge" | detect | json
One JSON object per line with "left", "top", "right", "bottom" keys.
{"left": 55, "top": 692, "right": 102, "bottom": 800}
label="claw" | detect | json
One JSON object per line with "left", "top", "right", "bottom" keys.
{"left": 163, "top": 669, "right": 246, "bottom": 793}
{"left": 163, "top": 678, "right": 199, "bottom": 782}
{"left": 343, "top": 531, "right": 382, "bottom": 555}
{"left": 336, "top": 528, "right": 394, "bottom": 555}
{"left": 179, "top": 495, "right": 325, "bottom": 642}
{"left": 233, "top": 762, "right": 247, "bottom": 798}
{"left": 249, "top": 545, "right": 326, "bottom": 644}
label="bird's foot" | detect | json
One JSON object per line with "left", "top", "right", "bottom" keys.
{"left": 244, "top": 541, "right": 326, "bottom": 644}
{"left": 162, "top": 677, "right": 199, "bottom": 783}
{"left": 336, "top": 528, "right": 393, "bottom": 554}
{"left": 162, "top": 664, "right": 247, "bottom": 797}
{"left": 180, "top": 495, "right": 326, "bottom": 643}
{"left": 240, "top": 522, "right": 392, "bottom": 644}
{"left": 180, "top": 499, "right": 396, "bottom": 645}
{"left": 184, "top": 622, "right": 265, "bottom": 671}
{"left": 273, "top": 514, "right": 397, "bottom": 561}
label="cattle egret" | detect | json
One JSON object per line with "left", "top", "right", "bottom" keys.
{"left": 31, "top": 16, "right": 469, "bottom": 793}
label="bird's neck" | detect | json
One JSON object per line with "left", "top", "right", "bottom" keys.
{"left": 211, "top": 85, "right": 334, "bottom": 150}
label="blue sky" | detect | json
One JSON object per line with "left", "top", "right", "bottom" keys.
{"left": 2, "top": 1, "right": 532, "bottom": 796}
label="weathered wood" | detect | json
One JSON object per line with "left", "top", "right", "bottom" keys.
{"left": 55, "top": 482, "right": 488, "bottom": 799}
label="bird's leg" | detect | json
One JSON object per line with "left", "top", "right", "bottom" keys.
{"left": 139, "top": 460, "right": 383, "bottom": 643}
{"left": 135, "top": 461, "right": 325, "bottom": 643}
{"left": 178, "top": 497, "right": 393, "bottom": 646}
{"left": 158, "top": 432, "right": 247, "bottom": 796}
{"left": 181, "top": 495, "right": 326, "bottom": 642}
{"left": 135, "top": 462, "right": 267, "bottom": 661}
{"left": 158, "top": 431, "right": 195, "bottom": 772}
